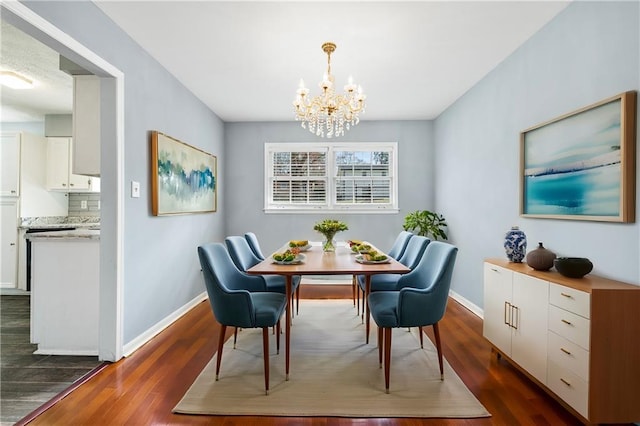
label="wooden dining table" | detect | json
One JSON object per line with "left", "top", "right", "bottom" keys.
{"left": 246, "top": 242, "right": 411, "bottom": 380}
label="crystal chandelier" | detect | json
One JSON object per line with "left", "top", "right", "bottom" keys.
{"left": 293, "top": 42, "right": 366, "bottom": 138}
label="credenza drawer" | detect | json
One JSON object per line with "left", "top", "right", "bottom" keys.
{"left": 548, "top": 331, "right": 589, "bottom": 381}
{"left": 548, "top": 360, "right": 588, "bottom": 419}
{"left": 548, "top": 305, "right": 590, "bottom": 350}
{"left": 549, "top": 283, "right": 590, "bottom": 319}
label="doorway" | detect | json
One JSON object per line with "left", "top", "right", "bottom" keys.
{"left": 1, "top": 2, "right": 124, "bottom": 362}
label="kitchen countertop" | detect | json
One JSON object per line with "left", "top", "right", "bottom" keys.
{"left": 19, "top": 216, "right": 100, "bottom": 230}
{"left": 25, "top": 229, "right": 100, "bottom": 241}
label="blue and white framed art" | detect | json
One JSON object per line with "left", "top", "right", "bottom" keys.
{"left": 150, "top": 131, "right": 217, "bottom": 216}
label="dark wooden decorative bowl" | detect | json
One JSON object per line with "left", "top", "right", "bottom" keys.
{"left": 554, "top": 257, "right": 593, "bottom": 278}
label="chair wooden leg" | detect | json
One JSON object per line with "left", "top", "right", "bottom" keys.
{"left": 216, "top": 325, "right": 226, "bottom": 381}
{"left": 384, "top": 327, "right": 392, "bottom": 393}
{"left": 433, "top": 322, "right": 444, "bottom": 380}
{"left": 296, "top": 285, "right": 300, "bottom": 315}
{"left": 419, "top": 326, "right": 424, "bottom": 348}
{"left": 276, "top": 319, "right": 281, "bottom": 354}
{"left": 262, "top": 327, "right": 270, "bottom": 395}
{"left": 378, "top": 326, "right": 383, "bottom": 368}
{"left": 233, "top": 327, "right": 238, "bottom": 349}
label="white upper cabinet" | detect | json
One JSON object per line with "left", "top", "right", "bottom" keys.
{"left": 46, "top": 137, "right": 99, "bottom": 192}
{"left": 1, "top": 133, "right": 20, "bottom": 196}
{"left": 72, "top": 75, "right": 100, "bottom": 176}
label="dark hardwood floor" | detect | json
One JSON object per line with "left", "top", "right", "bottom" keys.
{"left": 21, "top": 285, "right": 596, "bottom": 425}
{"left": 0, "top": 295, "right": 104, "bottom": 425}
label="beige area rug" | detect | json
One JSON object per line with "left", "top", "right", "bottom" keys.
{"left": 174, "top": 300, "right": 491, "bottom": 418}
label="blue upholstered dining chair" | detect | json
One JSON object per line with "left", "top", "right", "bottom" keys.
{"left": 356, "top": 235, "right": 430, "bottom": 316}
{"left": 387, "top": 230, "right": 414, "bottom": 260}
{"left": 245, "top": 232, "right": 266, "bottom": 260}
{"left": 367, "top": 241, "right": 458, "bottom": 393}
{"left": 352, "top": 231, "right": 414, "bottom": 309}
{"left": 226, "top": 236, "right": 302, "bottom": 314}
{"left": 197, "top": 242, "right": 286, "bottom": 395}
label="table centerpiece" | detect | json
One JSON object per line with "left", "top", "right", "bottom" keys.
{"left": 313, "top": 219, "right": 348, "bottom": 252}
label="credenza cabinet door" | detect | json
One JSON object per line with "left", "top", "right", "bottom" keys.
{"left": 511, "top": 274, "right": 549, "bottom": 384}
{"left": 483, "top": 263, "right": 513, "bottom": 356}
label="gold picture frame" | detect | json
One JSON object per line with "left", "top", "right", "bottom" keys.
{"left": 150, "top": 131, "right": 217, "bottom": 216}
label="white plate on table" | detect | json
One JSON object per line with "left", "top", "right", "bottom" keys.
{"left": 288, "top": 243, "right": 312, "bottom": 252}
{"left": 272, "top": 254, "right": 306, "bottom": 265}
{"left": 355, "top": 254, "right": 390, "bottom": 264}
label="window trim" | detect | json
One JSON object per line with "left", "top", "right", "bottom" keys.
{"left": 264, "top": 142, "right": 399, "bottom": 214}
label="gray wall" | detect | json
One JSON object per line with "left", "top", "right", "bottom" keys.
{"left": 23, "top": 1, "right": 225, "bottom": 345}
{"left": 224, "top": 120, "right": 434, "bottom": 255}
{"left": 1, "top": 121, "right": 44, "bottom": 135}
{"left": 435, "top": 1, "right": 640, "bottom": 308}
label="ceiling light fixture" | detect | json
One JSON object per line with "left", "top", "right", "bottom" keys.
{"left": 0, "top": 71, "right": 34, "bottom": 89}
{"left": 293, "top": 42, "right": 365, "bottom": 138}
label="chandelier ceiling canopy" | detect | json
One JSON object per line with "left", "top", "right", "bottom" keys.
{"left": 293, "top": 42, "right": 366, "bottom": 138}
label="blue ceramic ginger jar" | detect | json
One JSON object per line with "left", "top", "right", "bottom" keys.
{"left": 504, "top": 226, "right": 527, "bottom": 263}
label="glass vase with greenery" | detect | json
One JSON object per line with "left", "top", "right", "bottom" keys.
{"left": 313, "top": 219, "right": 348, "bottom": 252}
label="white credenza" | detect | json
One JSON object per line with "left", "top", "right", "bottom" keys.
{"left": 484, "top": 259, "right": 640, "bottom": 424}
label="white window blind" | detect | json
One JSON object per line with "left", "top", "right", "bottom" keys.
{"left": 265, "top": 142, "right": 398, "bottom": 213}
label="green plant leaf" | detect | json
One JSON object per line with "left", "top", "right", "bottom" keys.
{"left": 402, "top": 210, "right": 448, "bottom": 240}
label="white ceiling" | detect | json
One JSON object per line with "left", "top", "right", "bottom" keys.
{"left": 0, "top": 19, "right": 73, "bottom": 122}
{"left": 1, "top": 1, "right": 570, "bottom": 123}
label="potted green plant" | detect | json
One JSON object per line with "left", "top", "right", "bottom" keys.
{"left": 403, "top": 210, "right": 448, "bottom": 240}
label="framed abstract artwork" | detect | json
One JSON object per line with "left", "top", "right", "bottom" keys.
{"left": 150, "top": 131, "right": 217, "bottom": 216}
{"left": 520, "top": 91, "right": 636, "bottom": 222}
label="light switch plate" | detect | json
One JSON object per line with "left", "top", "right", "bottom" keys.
{"left": 131, "top": 181, "right": 140, "bottom": 198}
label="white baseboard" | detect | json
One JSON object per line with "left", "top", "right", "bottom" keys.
{"left": 449, "top": 289, "right": 484, "bottom": 320}
{"left": 123, "top": 291, "right": 208, "bottom": 357}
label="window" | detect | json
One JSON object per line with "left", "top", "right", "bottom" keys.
{"left": 265, "top": 142, "right": 398, "bottom": 213}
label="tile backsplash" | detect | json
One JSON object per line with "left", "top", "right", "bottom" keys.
{"left": 68, "top": 193, "right": 100, "bottom": 217}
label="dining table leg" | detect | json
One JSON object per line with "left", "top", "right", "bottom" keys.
{"left": 365, "top": 275, "right": 371, "bottom": 344}
{"left": 285, "top": 275, "right": 292, "bottom": 380}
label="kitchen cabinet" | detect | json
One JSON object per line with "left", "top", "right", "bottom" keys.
{"left": 1, "top": 133, "right": 20, "bottom": 196}
{"left": 28, "top": 230, "right": 99, "bottom": 355}
{"left": 484, "top": 259, "right": 640, "bottom": 424}
{"left": 46, "top": 137, "right": 100, "bottom": 192}
{"left": 483, "top": 262, "right": 548, "bottom": 383}
{"left": 1, "top": 200, "right": 18, "bottom": 288}
{"left": 72, "top": 75, "right": 100, "bottom": 176}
